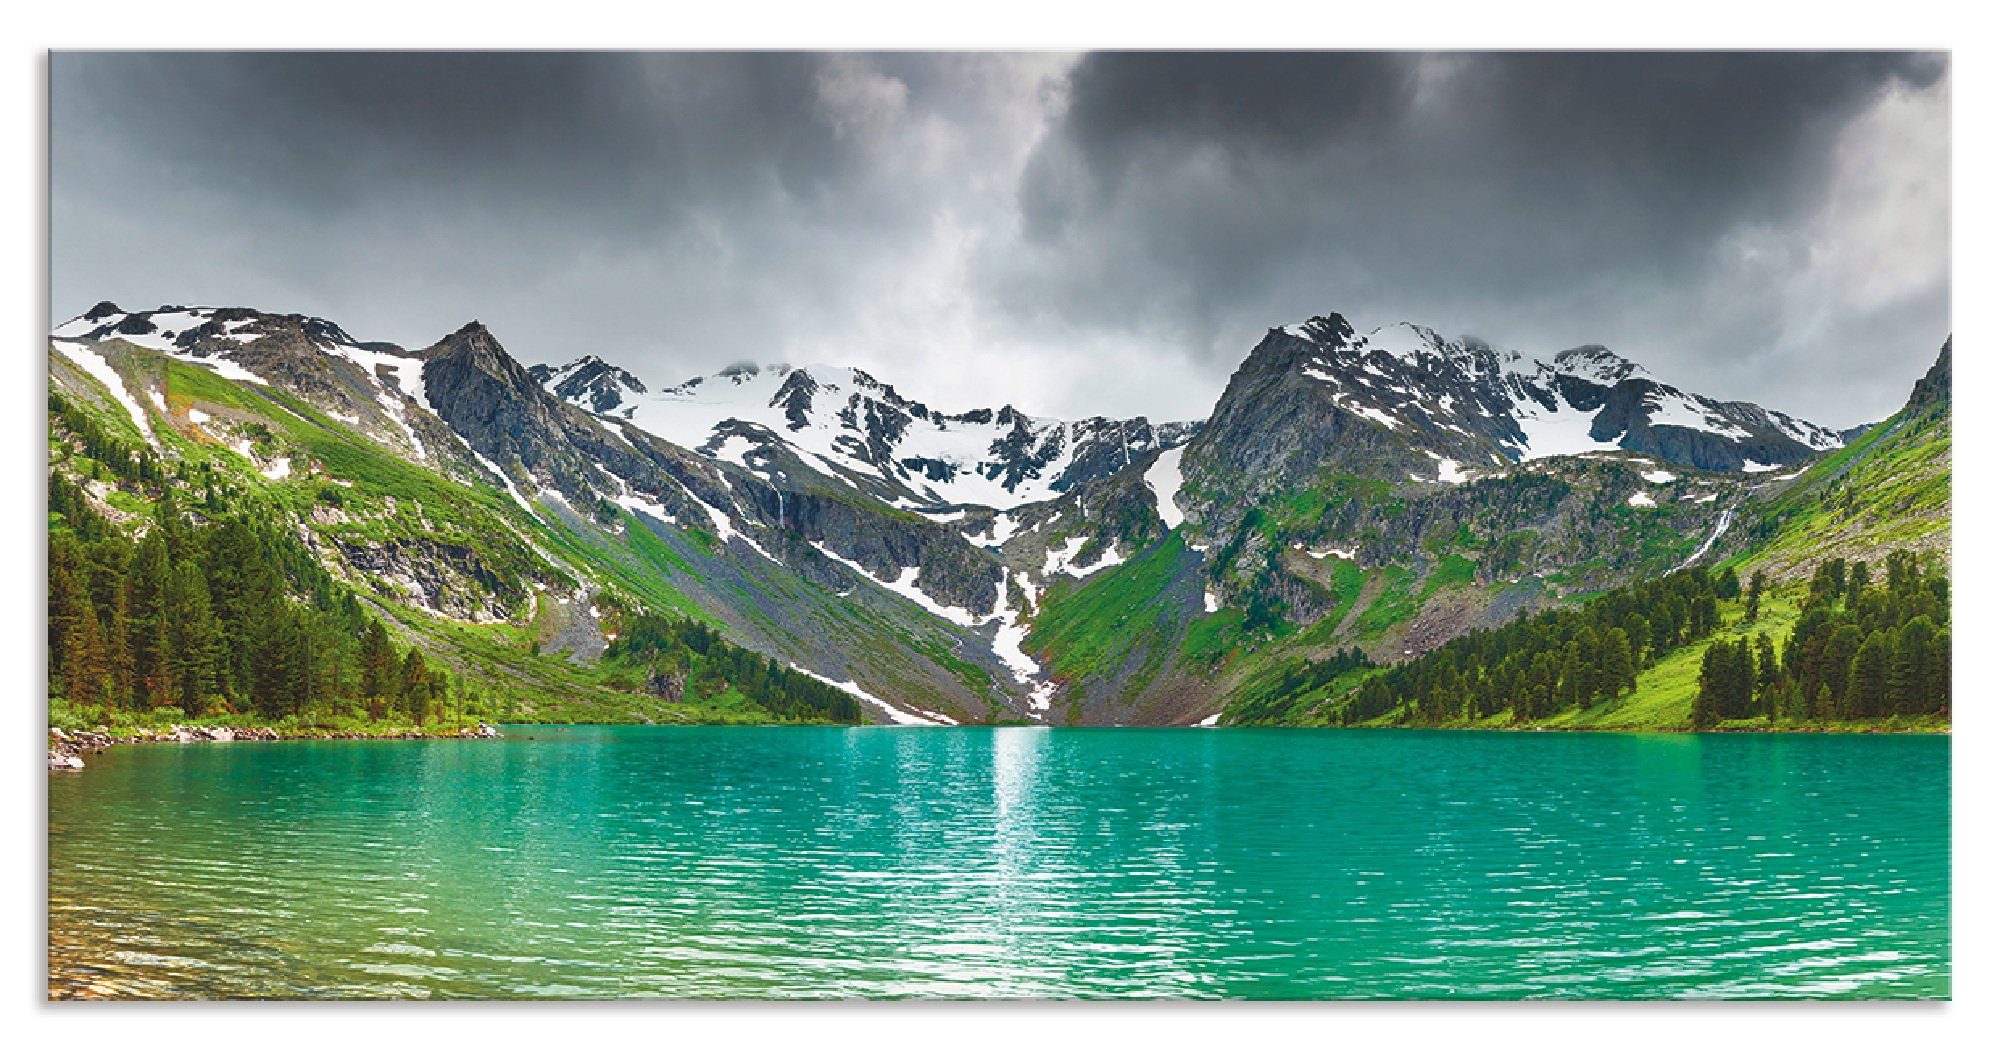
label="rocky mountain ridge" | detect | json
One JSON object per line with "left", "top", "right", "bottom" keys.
{"left": 48, "top": 300, "right": 1938, "bottom": 726}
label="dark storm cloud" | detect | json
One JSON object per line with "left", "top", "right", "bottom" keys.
{"left": 51, "top": 51, "right": 1948, "bottom": 426}
{"left": 52, "top": 51, "right": 1025, "bottom": 398}
{"left": 994, "top": 51, "right": 1947, "bottom": 424}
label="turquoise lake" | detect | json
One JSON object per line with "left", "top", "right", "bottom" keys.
{"left": 47, "top": 726, "right": 1949, "bottom": 999}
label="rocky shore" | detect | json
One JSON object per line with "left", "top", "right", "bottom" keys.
{"left": 48, "top": 722, "right": 502, "bottom": 770}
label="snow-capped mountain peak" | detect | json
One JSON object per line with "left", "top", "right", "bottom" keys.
{"left": 1228, "top": 308, "right": 1844, "bottom": 476}
{"left": 531, "top": 354, "right": 648, "bottom": 418}
{"left": 1280, "top": 312, "right": 1359, "bottom": 348}
{"left": 1550, "top": 345, "right": 1650, "bottom": 384}
{"left": 538, "top": 357, "right": 1198, "bottom": 511}
{"left": 51, "top": 303, "right": 436, "bottom": 456}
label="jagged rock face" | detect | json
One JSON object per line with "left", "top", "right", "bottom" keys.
{"left": 422, "top": 323, "right": 674, "bottom": 508}
{"left": 53, "top": 303, "right": 440, "bottom": 457}
{"left": 327, "top": 535, "right": 521, "bottom": 622}
{"left": 1181, "top": 312, "right": 1840, "bottom": 539}
{"left": 531, "top": 355, "right": 648, "bottom": 416}
{"left": 1906, "top": 338, "right": 1951, "bottom": 412}
{"left": 532, "top": 356, "right": 1201, "bottom": 511}
{"left": 49, "top": 299, "right": 1885, "bottom": 726}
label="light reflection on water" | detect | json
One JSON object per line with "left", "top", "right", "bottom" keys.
{"left": 47, "top": 726, "right": 1949, "bottom": 999}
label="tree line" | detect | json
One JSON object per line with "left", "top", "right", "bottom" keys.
{"left": 1328, "top": 567, "right": 1734, "bottom": 725}
{"left": 49, "top": 386, "right": 467, "bottom": 726}
{"left": 1694, "top": 552, "right": 1949, "bottom": 726}
{"left": 1223, "top": 647, "right": 1373, "bottom": 725}
{"left": 607, "top": 614, "right": 863, "bottom": 723}
{"left": 49, "top": 474, "right": 461, "bottom": 723}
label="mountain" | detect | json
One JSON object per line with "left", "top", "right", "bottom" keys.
{"left": 1906, "top": 337, "right": 1951, "bottom": 411}
{"left": 1223, "top": 336, "right": 1953, "bottom": 731}
{"left": 1182, "top": 315, "right": 1838, "bottom": 500}
{"left": 529, "top": 355, "right": 647, "bottom": 416}
{"left": 47, "top": 301, "right": 1936, "bottom": 728}
{"left": 1726, "top": 338, "right": 1951, "bottom": 582}
{"left": 533, "top": 357, "right": 1199, "bottom": 511}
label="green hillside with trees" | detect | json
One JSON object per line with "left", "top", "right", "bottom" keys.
{"left": 46, "top": 388, "right": 866, "bottom": 736}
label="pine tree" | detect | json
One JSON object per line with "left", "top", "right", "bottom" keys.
{"left": 1732, "top": 639, "right": 1757, "bottom": 719}
{"left": 398, "top": 648, "right": 432, "bottom": 722}
{"left": 1559, "top": 645, "right": 1589, "bottom": 710}
{"left": 125, "top": 531, "right": 172, "bottom": 709}
{"left": 1694, "top": 644, "right": 1723, "bottom": 729}
{"left": 1846, "top": 632, "right": 1892, "bottom": 719}
{"left": 359, "top": 620, "right": 395, "bottom": 706}
{"left": 50, "top": 539, "right": 111, "bottom": 709}
{"left": 1809, "top": 559, "right": 1847, "bottom": 607}
{"left": 1755, "top": 633, "right": 1780, "bottom": 721}
{"left": 65, "top": 605, "right": 111, "bottom": 708}
{"left": 1745, "top": 570, "right": 1766, "bottom": 623}
{"left": 1889, "top": 618, "right": 1935, "bottom": 715}
{"left": 164, "top": 561, "right": 219, "bottom": 712}
{"left": 249, "top": 609, "right": 297, "bottom": 720}
{"left": 1822, "top": 624, "right": 1864, "bottom": 713}
{"left": 1599, "top": 627, "right": 1635, "bottom": 700}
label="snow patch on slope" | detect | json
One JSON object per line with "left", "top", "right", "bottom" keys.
{"left": 1676, "top": 508, "right": 1736, "bottom": 570}
{"left": 810, "top": 542, "right": 988, "bottom": 627}
{"left": 1144, "top": 446, "right": 1186, "bottom": 529}
{"left": 1649, "top": 391, "right": 1752, "bottom": 441}
{"left": 186, "top": 354, "right": 267, "bottom": 386}
{"left": 466, "top": 448, "right": 536, "bottom": 514}
{"left": 1043, "top": 535, "right": 1124, "bottom": 578}
{"left": 794, "top": 666, "right": 954, "bottom": 726}
{"left": 1509, "top": 391, "right": 1622, "bottom": 461}
{"left": 53, "top": 342, "right": 154, "bottom": 446}
{"left": 322, "top": 341, "right": 430, "bottom": 456}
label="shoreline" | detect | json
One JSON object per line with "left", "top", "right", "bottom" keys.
{"left": 48, "top": 722, "right": 502, "bottom": 770}
{"left": 48, "top": 717, "right": 1948, "bottom": 769}
{"left": 1307, "top": 720, "right": 1951, "bottom": 736}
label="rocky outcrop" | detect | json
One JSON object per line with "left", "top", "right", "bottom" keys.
{"left": 1182, "top": 312, "right": 1837, "bottom": 538}
{"left": 421, "top": 323, "right": 705, "bottom": 515}
{"left": 48, "top": 727, "right": 110, "bottom": 769}
{"left": 48, "top": 723, "right": 501, "bottom": 769}
{"left": 1905, "top": 338, "right": 1951, "bottom": 413}
{"left": 330, "top": 535, "right": 522, "bottom": 621}
{"left": 532, "top": 355, "right": 648, "bottom": 416}
{"left": 645, "top": 669, "right": 685, "bottom": 702}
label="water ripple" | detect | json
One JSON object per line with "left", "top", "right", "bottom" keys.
{"left": 48, "top": 727, "right": 1948, "bottom": 999}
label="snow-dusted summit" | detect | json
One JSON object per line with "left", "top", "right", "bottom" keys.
{"left": 1260, "top": 314, "right": 1838, "bottom": 474}
{"left": 529, "top": 356, "right": 647, "bottom": 417}
{"left": 52, "top": 302, "right": 439, "bottom": 457}
{"left": 536, "top": 357, "right": 1200, "bottom": 511}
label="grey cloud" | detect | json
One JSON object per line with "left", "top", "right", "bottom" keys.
{"left": 995, "top": 51, "right": 1948, "bottom": 424}
{"left": 50, "top": 51, "right": 1948, "bottom": 427}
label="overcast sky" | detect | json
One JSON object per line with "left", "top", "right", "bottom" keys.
{"left": 51, "top": 52, "right": 1948, "bottom": 428}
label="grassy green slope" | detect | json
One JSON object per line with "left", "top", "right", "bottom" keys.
{"left": 1728, "top": 402, "right": 1949, "bottom": 582}
{"left": 47, "top": 346, "right": 934, "bottom": 726}
{"left": 1220, "top": 392, "right": 1952, "bottom": 732}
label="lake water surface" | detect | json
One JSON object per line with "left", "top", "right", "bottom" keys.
{"left": 48, "top": 726, "right": 1949, "bottom": 999}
